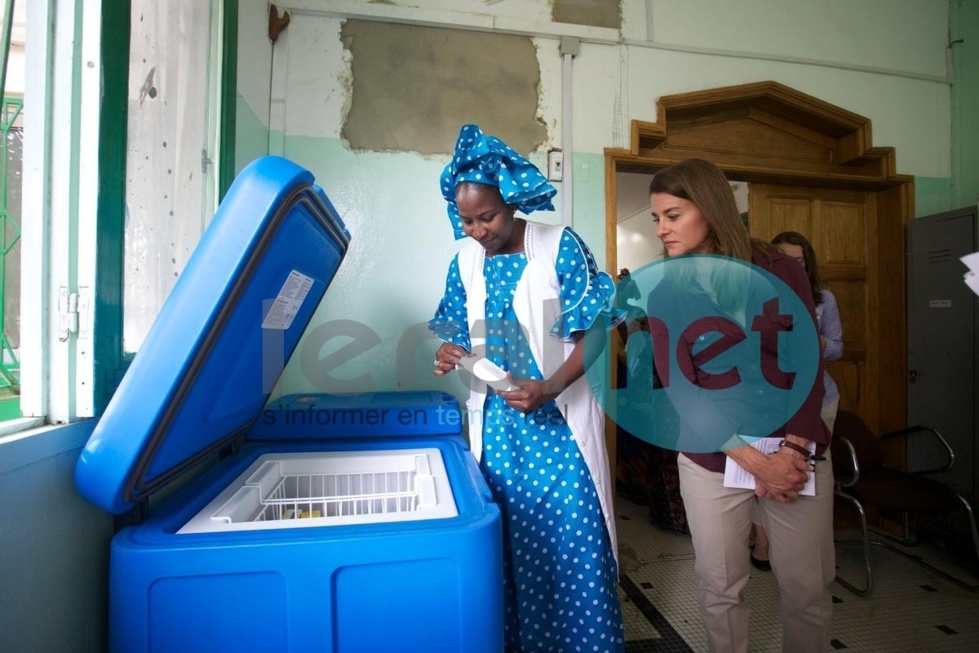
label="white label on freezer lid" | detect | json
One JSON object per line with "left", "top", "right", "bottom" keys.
{"left": 262, "top": 270, "right": 314, "bottom": 330}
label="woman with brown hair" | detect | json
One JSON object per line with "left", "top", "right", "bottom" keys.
{"left": 646, "top": 158, "right": 834, "bottom": 653}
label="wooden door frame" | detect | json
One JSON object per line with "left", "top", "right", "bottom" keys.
{"left": 604, "top": 81, "right": 914, "bottom": 439}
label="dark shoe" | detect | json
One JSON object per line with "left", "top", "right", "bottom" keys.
{"left": 750, "top": 555, "right": 772, "bottom": 572}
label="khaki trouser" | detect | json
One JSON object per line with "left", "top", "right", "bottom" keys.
{"left": 678, "top": 451, "right": 835, "bottom": 653}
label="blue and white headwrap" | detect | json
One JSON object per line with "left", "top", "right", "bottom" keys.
{"left": 440, "top": 124, "right": 557, "bottom": 240}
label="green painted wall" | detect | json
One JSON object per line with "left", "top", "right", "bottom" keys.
{"left": 267, "top": 135, "right": 610, "bottom": 405}
{"left": 912, "top": 1, "right": 978, "bottom": 218}
{"left": 915, "top": 177, "right": 956, "bottom": 218}
{"left": 234, "top": 95, "right": 268, "bottom": 176}
{"left": 275, "top": 134, "right": 476, "bottom": 400}
{"left": 570, "top": 151, "right": 609, "bottom": 271}
{"left": 951, "top": 0, "right": 979, "bottom": 210}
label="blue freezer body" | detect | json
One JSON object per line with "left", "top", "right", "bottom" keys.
{"left": 109, "top": 396, "right": 502, "bottom": 653}
{"left": 73, "top": 157, "right": 503, "bottom": 653}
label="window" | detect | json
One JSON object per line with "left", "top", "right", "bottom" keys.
{"left": 9, "top": 0, "right": 236, "bottom": 430}
{"left": 0, "top": 1, "right": 25, "bottom": 423}
{"left": 0, "top": 99, "right": 22, "bottom": 422}
{"left": 124, "top": 0, "right": 223, "bottom": 354}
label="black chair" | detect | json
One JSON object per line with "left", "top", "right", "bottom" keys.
{"left": 831, "top": 409, "right": 979, "bottom": 595}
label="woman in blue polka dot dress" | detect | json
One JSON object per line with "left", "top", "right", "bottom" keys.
{"left": 430, "top": 125, "right": 624, "bottom": 652}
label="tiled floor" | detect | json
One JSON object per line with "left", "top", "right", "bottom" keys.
{"left": 616, "top": 496, "right": 979, "bottom": 652}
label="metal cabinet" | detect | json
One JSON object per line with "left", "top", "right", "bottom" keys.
{"left": 907, "top": 206, "right": 979, "bottom": 507}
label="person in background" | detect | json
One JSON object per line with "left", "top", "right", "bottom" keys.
{"left": 751, "top": 231, "right": 844, "bottom": 570}
{"left": 771, "top": 231, "right": 844, "bottom": 431}
{"left": 647, "top": 158, "right": 834, "bottom": 653}
{"left": 614, "top": 268, "right": 647, "bottom": 348}
{"left": 429, "top": 124, "right": 624, "bottom": 652}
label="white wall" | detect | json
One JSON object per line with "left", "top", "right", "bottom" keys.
{"left": 242, "top": 0, "right": 951, "bottom": 174}
{"left": 616, "top": 171, "right": 660, "bottom": 274}
{"left": 230, "top": 0, "right": 953, "bottom": 403}
{"left": 234, "top": 0, "right": 274, "bottom": 172}
{"left": 237, "top": 0, "right": 273, "bottom": 124}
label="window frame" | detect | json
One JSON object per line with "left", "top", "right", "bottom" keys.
{"left": 10, "top": 0, "right": 237, "bottom": 434}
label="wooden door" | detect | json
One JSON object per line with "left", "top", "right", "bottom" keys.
{"left": 606, "top": 80, "right": 913, "bottom": 458}
{"left": 748, "top": 184, "right": 879, "bottom": 423}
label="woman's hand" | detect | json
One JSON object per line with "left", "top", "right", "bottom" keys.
{"left": 494, "top": 328, "right": 591, "bottom": 414}
{"left": 728, "top": 442, "right": 811, "bottom": 504}
{"left": 753, "top": 450, "right": 812, "bottom": 503}
{"left": 497, "top": 377, "right": 551, "bottom": 414}
{"left": 433, "top": 343, "right": 469, "bottom": 376}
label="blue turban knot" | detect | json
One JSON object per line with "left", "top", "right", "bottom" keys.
{"left": 440, "top": 124, "right": 557, "bottom": 240}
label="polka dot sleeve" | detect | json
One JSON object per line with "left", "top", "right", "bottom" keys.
{"left": 551, "top": 229, "right": 616, "bottom": 340}
{"left": 427, "top": 255, "right": 472, "bottom": 349}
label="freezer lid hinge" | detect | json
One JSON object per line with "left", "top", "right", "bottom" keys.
{"left": 219, "top": 436, "right": 244, "bottom": 459}
{"left": 58, "top": 286, "right": 79, "bottom": 342}
{"left": 113, "top": 499, "right": 150, "bottom": 531}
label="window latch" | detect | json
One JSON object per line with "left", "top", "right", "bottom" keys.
{"left": 59, "top": 286, "right": 79, "bottom": 342}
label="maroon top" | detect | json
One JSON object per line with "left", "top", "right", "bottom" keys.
{"left": 651, "top": 247, "right": 829, "bottom": 474}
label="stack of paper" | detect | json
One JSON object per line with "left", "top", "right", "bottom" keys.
{"left": 963, "top": 252, "right": 979, "bottom": 297}
{"left": 723, "top": 437, "right": 816, "bottom": 496}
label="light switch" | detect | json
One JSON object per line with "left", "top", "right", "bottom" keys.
{"left": 547, "top": 150, "right": 563, "bottom": 182}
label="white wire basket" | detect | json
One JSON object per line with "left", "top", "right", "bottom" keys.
{"left": 255, "top": 467, "right": 430, "bottom": 521}
{"left": 178, "top": 449, "right": 458, "bottom": 534}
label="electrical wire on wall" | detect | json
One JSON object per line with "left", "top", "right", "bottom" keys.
{"left": 267, "top": 4, "right": 291, "bottom": 156}
{"left": 560, "top": 36, "right": 579, "bottom": 228}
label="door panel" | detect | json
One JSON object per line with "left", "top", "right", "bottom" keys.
{"left": 820, "top": 199, "right": 867, "bottom": 267}
{"left": 749, "top": 184, "right": 877, "bottom": 424}
{"left": 829, "top": 280, "right": 868, "bottom": 360}
{"left": 827, "top": 360, "right": 861, "bottom": 408}
{"left": 765, "top": 196, "right": 813, "bottom": 235}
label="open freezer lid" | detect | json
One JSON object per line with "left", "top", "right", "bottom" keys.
{"left": 75, "top": 156, "right": 351, "bottom": 514}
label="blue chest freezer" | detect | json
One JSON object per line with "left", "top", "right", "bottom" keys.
{"left": 74, "top": 156, "right": 503, "bottom": 653}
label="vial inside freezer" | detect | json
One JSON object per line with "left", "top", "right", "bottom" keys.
{"left": 177, "top": 448, "right": 458, "bottom": 534}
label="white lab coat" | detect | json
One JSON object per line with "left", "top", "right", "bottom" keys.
{"left": 456, "top": 222, "right": 618, "bottom": 560}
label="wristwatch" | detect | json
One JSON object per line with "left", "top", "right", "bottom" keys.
{"left": 778, "top": 439, "right": 811, "bottom": 458}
